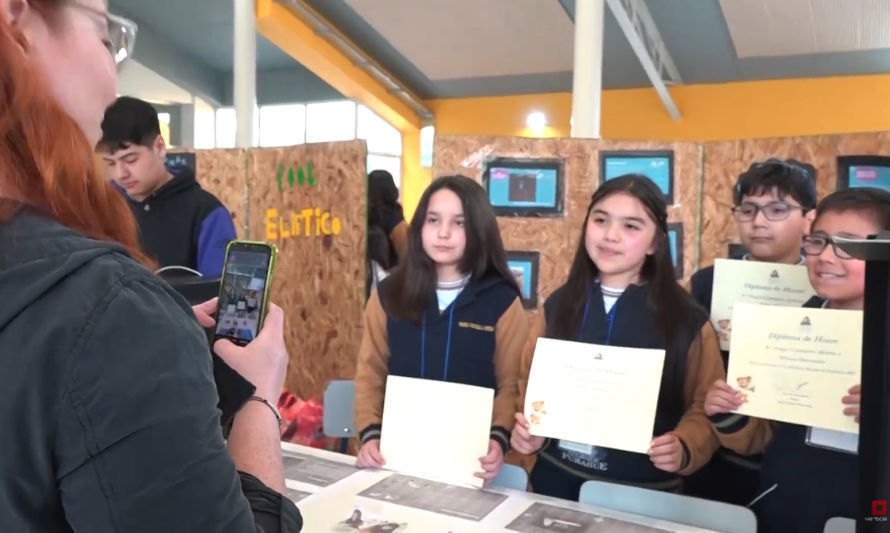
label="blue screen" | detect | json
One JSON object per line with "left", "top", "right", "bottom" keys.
{"left": 507, "top": 260, "right": 533, "bottom": 299}
{"left": 604, "top": 156, "right": 671, "bottom": 196}
{"left": 668, "top": 229, "right": 679, "bottom": 270}
{"left": 849, "top": 165, "right": 890, "bottom": 191}
{"left": 487, "top": 167, "right": 558, "bottom": 208}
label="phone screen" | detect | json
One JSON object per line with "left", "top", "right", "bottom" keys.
{"left": 215, "top": 243, "right": 273, "bottom": 345}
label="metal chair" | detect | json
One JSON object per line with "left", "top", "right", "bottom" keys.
{"left": 322, "top": 380, "right": 355, "bottom": 453}
{"left": 579, "top": 479, "right": 757, "bottom": 533}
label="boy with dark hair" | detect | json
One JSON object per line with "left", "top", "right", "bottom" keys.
{"left": 705, "top": 186, "right": 890, "bottom": 532}
{"left": 685, "top": 158, "right": 818, "bottom": 504}
{"left": 98, "top": 96, "right": 235, "bottom": 278}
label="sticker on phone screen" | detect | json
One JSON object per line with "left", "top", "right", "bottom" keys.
{"left": 216, "top": 250, "right": 270, "bottom": 343}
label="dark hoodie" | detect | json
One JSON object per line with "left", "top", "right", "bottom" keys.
{"left": 127, "top": 167, "right": 235, "bottom": 278}
{"left": 0, "top": 211, "right": 301, "bottom": 532}
{"left": 353, "top": 274, "right": 528, "bottom": 453}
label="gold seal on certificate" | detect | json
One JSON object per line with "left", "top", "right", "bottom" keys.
{"left": 727, "top": 303, "right": 862, "bottom": 433}
{"left": 711, "top": 259, "right": 816, "bottom": 350}
{"left": 523, "top": 337, "right": 665, "bottom": 454}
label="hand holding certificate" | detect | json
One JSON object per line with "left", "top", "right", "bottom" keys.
{"left": 726, "top": 303, "right": 863, "bottom": 433}
{"left": 379, "top": 376, "right": 493, "bottom": 488}
{"left": 711, "top": 259, "right": 816, "bottom": 350}
{"left": 523, "top": 337, "right": 665, "bottom": 454}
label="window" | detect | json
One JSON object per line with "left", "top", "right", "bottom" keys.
{"left": 194, "top": 96, "right": 216, "bottom": 149}
{"left": 215, "top": 108, "right": 236, "bottom": 149}
{"left": 357, "top": 105, "right": 401, "bottom": 156}
{"left": 157, "top": 112, "right": 171, "bottom": 147}
{"left": 203, "top": 99, "right": 403, "bottom": 193}
{"left": 306, "top": 101, "right": 356, "bottom": 143}
{"left": 259, "top": 104, "right": 306, "bottom": 147}
{"left": 420, "top": 125, "right": 435, "bottom": 168}
{"left": 215, "top": 107, "right": 259, "bottom": 148}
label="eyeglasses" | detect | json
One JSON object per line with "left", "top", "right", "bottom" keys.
{"left": 732, "top": 201, "right": 805, "bottom": 222}
{"left": 70, "top": 2, "right": 138, "bottom": 66}
{"left": 802, "top": 233, "right": 854, "bottom": 259}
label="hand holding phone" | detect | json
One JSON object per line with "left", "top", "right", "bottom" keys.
{"left": 192, "top": 296, "right": 289, "bottom": 401}
{"left": 214, "top": 303, "right": 289, "bottom": 400}
{"left": 213, "top": 241, "right": 277, "bottom": 346}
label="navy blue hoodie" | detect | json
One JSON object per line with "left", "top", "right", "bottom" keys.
{"left": 126, "top": 167, "right": 235, "bottom": 278}
{"left": 354, "top": 273, "right": 527, "bottom": 453}
{"left": 518, "top": 283, "right": 723, "bottom": 499}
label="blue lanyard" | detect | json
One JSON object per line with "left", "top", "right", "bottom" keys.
{"left": 420, "top": 304, "right": 456, "bottom": 380}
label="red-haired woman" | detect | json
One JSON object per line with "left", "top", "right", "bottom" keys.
{"left": 0, "top": 1, "right": 301, "bottom": 530}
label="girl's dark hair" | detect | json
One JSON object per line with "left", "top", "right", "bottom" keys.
{"left": 550, "top": 175, "right": 704, "bottom": 418}
{"left": 368, "top": 170, "right": 404, "bottom": 233}
{"left": 380, "top": 175, "right": 519, "bottom": 323}
{"left": 813, "top": 187, "right": 890, "bottom": 231}
{"left": 550, "top": 174, "right": 702, "bottom": 345}
{"left": 368, "top": 170, "right": 405, "bottom": 267}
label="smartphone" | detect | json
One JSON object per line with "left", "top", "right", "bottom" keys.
{"left": 213, "top": 240, "right": 278, "bottom": 346}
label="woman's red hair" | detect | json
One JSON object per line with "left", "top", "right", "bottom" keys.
{"left": 0, "top": 1, "right": 151, "bottom": 267}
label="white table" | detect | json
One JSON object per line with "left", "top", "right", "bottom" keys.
{"left": 280, "top": 443, "right": 717, "bottom": 532}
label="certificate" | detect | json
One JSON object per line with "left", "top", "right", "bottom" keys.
{"left": 524, "top": 337, "right": 665, "bottom": 454}
{"left": 727, "top": 303, "right": 862, "bottom": 433}
{"left": 379, "top": 376, "right": 492, "bottom": 488}
{"left": 711, "top": 258, "right": 816, "bottom": 350}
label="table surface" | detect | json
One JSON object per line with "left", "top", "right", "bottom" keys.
{"left": 280, "top": 443, "right": 717, "bottom": 533}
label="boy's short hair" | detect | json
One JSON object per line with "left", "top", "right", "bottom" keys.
{"left": 733, "top": 158, "right": 818, "bottom": 210}
{"left": 98, "top": 97, "right": 161, "bottom": 153}
{"left": 814, "top": 187, "right": 890, "bottom": 231}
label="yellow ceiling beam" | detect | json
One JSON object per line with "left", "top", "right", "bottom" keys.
{"left": 256, "top": 0, "right": 422, "bottom": 131}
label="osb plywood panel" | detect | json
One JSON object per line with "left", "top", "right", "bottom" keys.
{"left": 248, "top": 141, "right": 367, "bottom": 401}
{"left": 700, "top": 132, "right": 890, "bottom": 268}
{"left": 433, "top": 136, "right": 701, "bottom": 308}
{"left": 191, "top": 149, "right": 249, "bottom": 237}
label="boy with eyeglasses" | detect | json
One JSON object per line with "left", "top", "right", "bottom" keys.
{"left": 704, "top": 187, "right": 890, "bottom": 532}
{"left": 685, "top": 159, "right": 817, "bottom": 504}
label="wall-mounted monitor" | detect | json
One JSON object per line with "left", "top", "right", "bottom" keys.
{"left": 482, "top": 158, "right": 564, "bottom": 217}
{"left": 600, "top": 150, "right": 674, "bottom": 204}
{"left": 668, "top": 222, "right": 683, "bottom": 278}
{"left": 165, "top": 152, "right": 196, "bottom": 177}
{"left": 506, "top": 251, "right": 540, "bottom": 309}
{"left": 837, "top": 155, "right": 890, "bottom": 191}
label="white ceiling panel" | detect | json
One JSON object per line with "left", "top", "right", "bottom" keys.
{"left": 719, "top": 0, "right": 890, "bottom": 58}
{"left": 345, "top": 0, "right": 574, "bottom": 80}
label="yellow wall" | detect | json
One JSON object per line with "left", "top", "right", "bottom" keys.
{"left": 426, "top": 74, "right": 890, "bottom": 142}
{"left": 396, "top": 74, "right": 890, "bottom": 214}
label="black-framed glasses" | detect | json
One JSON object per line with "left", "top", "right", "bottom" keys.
{"left": 732, "top": 201, "right": 805, "bottom": 222}
{"left": 802, "top": 233, "right": 854, "bottom": 259}
{"left": 70, "top": 3, "right": 138, "bottom": 66}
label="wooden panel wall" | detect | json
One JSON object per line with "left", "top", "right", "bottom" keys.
{"left": 182, "top": 142, "right": 367, "bottom": 401}
{"left": 432, "top": 136, "right": 701, "bottom": 310}
{"left": 700, "top": 132, "right": 890, "bottom": 267}
{"left": 247, "top": 141, "right": 368, "bottom": 400}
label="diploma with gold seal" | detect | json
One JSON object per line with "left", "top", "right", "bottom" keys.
{"left": 727, "top": 302, "right": 862, "bottom": 433}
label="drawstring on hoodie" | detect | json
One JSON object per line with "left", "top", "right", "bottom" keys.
{"left": 420, "top": 304, "right": 457, "bottom": 380}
